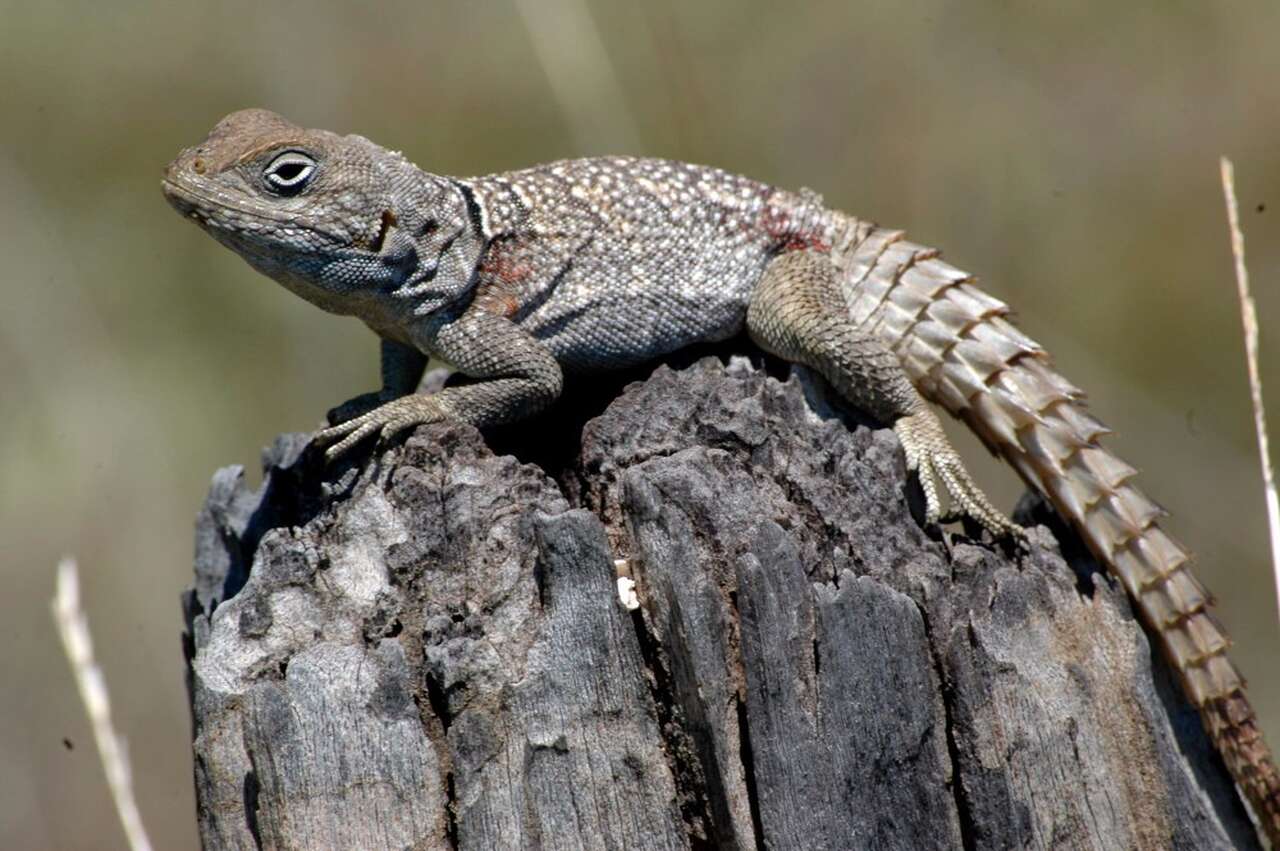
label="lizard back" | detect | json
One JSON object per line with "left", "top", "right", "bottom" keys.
{"left": 464, "top": 158, "right": 830, "bottom": 372}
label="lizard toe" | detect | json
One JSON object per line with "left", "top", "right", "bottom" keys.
{"left": 318, "top": 395, "right": 452, "bottom": 461}
{"left": 918, "top": 460, "right": 943, "bottom": 526}
{"left": 896, "top": 409, "right": 1020, "bottom": 540}
{"left": 323, "top": 420, "right": 380, "bottom": 461}
{"left": 326, "top": 391, "right": 386, "bottom": 426}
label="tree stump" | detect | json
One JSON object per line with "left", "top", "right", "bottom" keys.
{"left": 183, "top": 357, "right": 1259, "bottom": 850}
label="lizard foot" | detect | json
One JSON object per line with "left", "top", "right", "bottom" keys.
{"left": 894, "top": 408, "right": 1023, "bottom": 540}
{"left": 314, "top": 394, "right": 451, "bottom": 461}
{"left": 325, "top": 391, "right": 386, "bottom": 426}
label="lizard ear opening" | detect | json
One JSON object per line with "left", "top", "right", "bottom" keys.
{"left": 370, "top": 209, "right": 398, "bottom": 252}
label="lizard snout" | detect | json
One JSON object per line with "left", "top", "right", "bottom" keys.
{"left": 161, "top": 146, "right": 211, "bottom": 218}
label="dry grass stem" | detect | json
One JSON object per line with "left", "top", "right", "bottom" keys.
{"left": 1219, "top": 157, "right": 1280, "bottom": 623}
{"left": 52, "top": 558, "right": 154, "bottom": 851}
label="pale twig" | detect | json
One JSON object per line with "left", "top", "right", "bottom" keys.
{"left": 1219, "top": 157, "right": 1280, "bottom": 622}
{"left": 52, "top": 558, "right": 154, "bottom": 851}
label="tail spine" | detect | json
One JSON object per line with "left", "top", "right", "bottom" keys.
{"left": 830, "top": 218, "right": 1280, "bottom": 841}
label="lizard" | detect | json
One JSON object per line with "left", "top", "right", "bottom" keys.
{"left": 163, "top": 108, "right": 1280, "bottom": 843}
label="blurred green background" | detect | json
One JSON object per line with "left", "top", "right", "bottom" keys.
{"left": 3, "top": 1, "right": 1278, "bottom": 847}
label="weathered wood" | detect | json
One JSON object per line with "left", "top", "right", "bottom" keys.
{"left": 184, "top": 358, "right": 1260, "bottom": 850}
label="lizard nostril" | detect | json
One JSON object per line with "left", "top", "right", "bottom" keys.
{"left": 192, "top": 157, "right": 207, "bottom": 175}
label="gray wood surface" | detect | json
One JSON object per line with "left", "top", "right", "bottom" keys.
{"left": 184, "top": 358, "right": 1259, "bottom": 850}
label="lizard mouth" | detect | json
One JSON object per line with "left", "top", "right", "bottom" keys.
{"left": 160, "top": 178, "right": 348, "bottom": 248}
{"left": 161, "top": 179, "right": 203, "bottom": 220}
{"left": 161, "top": 179, "right": 245, "bottom": 232}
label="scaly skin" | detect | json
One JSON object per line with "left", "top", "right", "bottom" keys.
{"left": 163, "top": 109, "right": 1279, "bottom": 842}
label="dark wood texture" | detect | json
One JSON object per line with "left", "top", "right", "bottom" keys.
{"left": 184, "top": 358, "right": 1258, "bottom": 850}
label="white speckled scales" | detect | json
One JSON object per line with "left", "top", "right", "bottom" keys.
{"left": 463, "top": 158, "right": 826, "bottom": 372}
{"left": 828, "top": 215, "right": 1278, "bottom": 823}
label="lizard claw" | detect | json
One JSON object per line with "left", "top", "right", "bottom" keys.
{"left": 895, "top": 408, "right": 1023, "bottom": 541}
{"left": 314, "top": 394, "right": 450, "bottom": 461}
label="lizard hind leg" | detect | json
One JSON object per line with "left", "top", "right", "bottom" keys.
{"left": 745, "top": 248, "right": 1021, "bottom": 539}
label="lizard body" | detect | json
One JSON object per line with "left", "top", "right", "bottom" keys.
{"left": 164, "top": 109, "right": 1280, "bottom": 843}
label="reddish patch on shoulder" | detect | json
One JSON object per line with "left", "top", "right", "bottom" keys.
{"left": 474, "top": 290, "right": 522, "bottom": 318}
{"left": 760, "top": 205, "right": 830, "bottom": 253}
{"left": 474, "top": 239, "right": 534, "bottom": 318}
{"left": 479, "top": 253, "right": 532, "bottom": 285}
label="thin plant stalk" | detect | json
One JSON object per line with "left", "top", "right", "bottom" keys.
{"left": 52, "top": 558, "right": 154, "bottom": 851}
{"left": 1219, "top": 157, "right": 1280, "bottom": 623}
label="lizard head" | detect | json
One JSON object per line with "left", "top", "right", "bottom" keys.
{"left": 163, "top": 108, "right": 482, "bottom": 317}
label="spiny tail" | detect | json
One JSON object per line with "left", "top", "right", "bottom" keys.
{"left": 830, "top": 219, "right": 1280, "bottom": 843}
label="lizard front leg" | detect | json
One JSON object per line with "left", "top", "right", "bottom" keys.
{"left": 747, "top": 248, "right": 1021, "bottom": 538}
{"left": 326, "top": 338, "right": 428, "bottom": 426}
{"left": 315, "top": 308, "right": 564, "bottom": 460}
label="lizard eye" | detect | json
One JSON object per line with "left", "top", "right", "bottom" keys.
{"left": 263, "top": 152, "right": 317, "bottom": 194}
